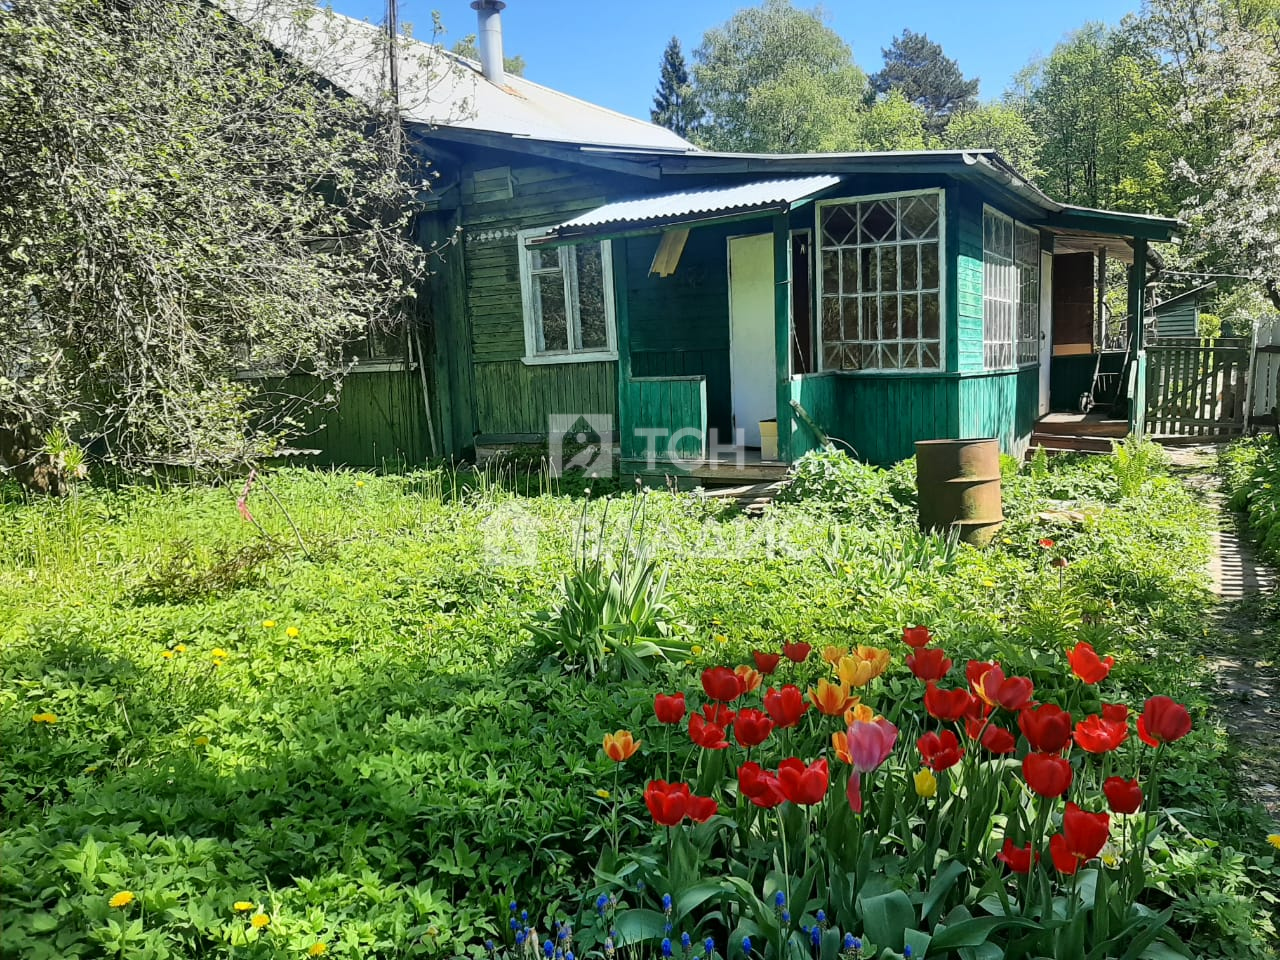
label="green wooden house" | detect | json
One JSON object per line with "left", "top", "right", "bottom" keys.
{"left": 240, "top": 1, "right": 1181, "bottom": 477}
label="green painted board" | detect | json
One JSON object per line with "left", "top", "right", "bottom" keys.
{"left": 472, "top": 360, "right": 617, "bottom": 437}
{"left": 620, "top": 376, "right": 707, "bottom": 460}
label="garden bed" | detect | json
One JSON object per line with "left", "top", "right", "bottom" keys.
{"left": 0, "top": 451, "right": 1276, "bottom": 958}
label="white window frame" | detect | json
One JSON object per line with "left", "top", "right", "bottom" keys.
{"left": 982, "top": 206, "right": 1041, "bottom": 370}
{"left": 517, "top": 228, "right": 617, "bottom": 365}
{"left": 813, "top": 188, "right": 947, "bottom": 374}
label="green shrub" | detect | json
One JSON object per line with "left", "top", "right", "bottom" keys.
{"left": 775, "top": 449, "right": 912, "bottom": 525}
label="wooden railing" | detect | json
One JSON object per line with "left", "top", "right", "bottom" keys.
{"left": 620, "top": 376, "right": 707, "bottom": 461}
{"left": 1145, "top": 337, "right": 1249, "bottom": 437}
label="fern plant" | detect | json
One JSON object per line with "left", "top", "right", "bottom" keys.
{"left": 1111, "top": 434, "right": 1166, "bottom": 498}
{"left": 528, "top": 496, "right": 688, "bottom": 679}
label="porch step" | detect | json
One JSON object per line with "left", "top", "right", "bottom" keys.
{"left": 1026, "top": 434, "right": 1115, "bottom": 457}
{"left": 1033, "top": 414, "right": 1129, "bottom": 438}
{"left": 700, "top": 480, "right": 786, "bottom": 515}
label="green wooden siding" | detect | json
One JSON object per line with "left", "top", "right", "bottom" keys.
{"left": 957, "top": 367, "right": 1039, "bottom": 455}
{"left": 955, "top": 190, "right": 985, "bottom": 373}
{"left": 621, "top": 376, "right": 707, "bottom": 459}
{"left": 255, "top": 371, "right": 429, "bottom": 468}
{"left": 790, "top": 372, "right": 961, "bottom": 465}
{"left": 1155, "top": 301, "right": 1198, "bottom": 338}
{"left": 472, "top": 360, "right": 616, "bottom": 437}
{"left": 625, "top": 228, "right": 735, "bottom": 434}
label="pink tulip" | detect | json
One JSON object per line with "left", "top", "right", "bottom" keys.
{"left": 844, "top": 717, "right": 898, "bottom": 813}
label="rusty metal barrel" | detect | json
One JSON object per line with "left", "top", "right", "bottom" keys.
{"left": 914, "top": 438, "right": 1004, "bottom": 547}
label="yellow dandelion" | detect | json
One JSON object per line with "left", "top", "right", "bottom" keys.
{"left": 162, "top": 651, "right": 175, "bottom": 660}
{"left": 84, "top": 764, "right": 99, "bottom": 774}
{"left": 194, "top": 735, "right": 211, "bottom": 747}
{"left": 981, "top": 579, "right": 996, "bottom": 588}
{"left": 308, "top": 945, "right": 328, "bottom": 957}
{"left": 285, "top": 626, "right": 300, "bottom": 639}
{"left": 251, "top": 914, "right": 269, "bottom": 930}
{"left": 356, "top": 480, "right": 366, "bottom": 488}
{"left": 262, "top": 620, "right": 276, "bottom": 629}
{"left": 1268, "top": 834, "right": 1280, "bottom": 850}
{"left": 713, "top": 634, "right": 728, "bottom": 645}
{"left": 174, "top": 644, "right": 187, "bottom": 653}
{"left": 234, "top": 901, "right": 254, "bottom": 912}
{"left": 211, "top": 648, "right": 228, "bottom": 659}
{"left": 596, "top": 789, "right": 610, "bottom": 799}
{"left": 691, "top": 644, "right": 703, "bottom": 656}
{"left": 109, "top": 891, "right": 135, "bottom": 909}
{"left": 30, "top": 712, "right": 58, "bottom": 724}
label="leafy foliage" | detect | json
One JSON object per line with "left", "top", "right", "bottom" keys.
{"left": 0, "top": 0, "right": 427, "bottom": 483}
{"left": 650, "top": 36, "right": 703, "bottom": 139}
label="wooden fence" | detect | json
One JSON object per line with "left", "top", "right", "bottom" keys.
{"left": 1144, "top": 337, "right": 1250, "bottom": 438}
{"left": 1248, "top": 318, "right": 1280, "bottom": 431}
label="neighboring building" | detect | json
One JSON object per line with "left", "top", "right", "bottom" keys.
{"left": 235, "top": 1, "right": 1180, "bottom": 476}
{"left": 1151, "top": 284, "right": 1216, "bottom": 339}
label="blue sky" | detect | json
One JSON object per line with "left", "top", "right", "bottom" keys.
{"left": 330, "top": 0, "right": 1138, "bottom": 118}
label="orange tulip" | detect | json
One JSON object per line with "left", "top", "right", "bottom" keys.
{"left": 735, "top": 665, "right": 763, "bottom": 694}
{"left": 837, "top": 646, "right": 891, "bottom": 687}
{"left": 831, "top": 729, "right": 853, "bottom": 764}
{"left": 843, "top": 701, "right": 876, "bottom": 725}
{"left": 821, "top": 645, "right": 848, "bottom": 666}
{"left": 809, "top": 678, "right": 856, "bottom": 715}
{"left": 603, "top": 730, "right": 641, "bottom": 762}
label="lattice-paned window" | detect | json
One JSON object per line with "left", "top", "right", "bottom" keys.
{"left": 518, "top": 229, "right": 616, "bottom": 362}
{"left": 983, "top": 208, "right": 1041, "bottom": 369}
{"left": 817, "top": 191, "right": 943, "bottom": 371}
{"left": 1015, "top": 225, "right": 1041, "bottom": 364}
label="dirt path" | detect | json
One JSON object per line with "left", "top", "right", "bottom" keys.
{"left": 1165, "top": 444, "right": 1280, "bottom": 823}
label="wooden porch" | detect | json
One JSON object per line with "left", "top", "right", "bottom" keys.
{"left": 1029, "top": 412, "right": 1129, "bottom": 455}
{"left": 623, "top": 445, "right": 790, "bottom": 488}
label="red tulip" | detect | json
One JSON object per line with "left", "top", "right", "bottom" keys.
{"left": 974, "top": 664, "right": 1035, "bottom": 711}
{"left": 752, "top": 651, "right": 781, "bottom": 675}
{"left": 996, "top": 838, "right": 1037, "bottom": 874}
{"left": 1022, "top": 752, "right": 1073, "bottom": 798}
{"left": 924, "top": 681, "right": 974, "bottom": 722}
{"left": 738, "top": 762, "right": 785, "bottom": 808}
{"left": 917, "top": 730, "right": 965, "bottom": 771}
{"left": 1102, "top": 776, "right": 1144, "bottom": 814}
{"left": 906, "top": 647, "right": 953, "bottom": 682}
{"left": 1102, "top": 702, "right": 1129, "bottom": 724}
{"left": 777, "top": 757, "right": 829, "bottom": 805}
{"left": 1138, "top": 695, "right": 1192, "bottom": 746}
{"left": 965, "top": 660, "right": 999, "bottom": 689}
{"left": 701, "top": 703, "right": 736, "bottom": 727}
{"left": 1050, "top": 802, "right": 1110, "bottom": 873}
{"left": 688, "top": 713, "right": 729, "bottom": 750}
{"left": 902, "top": 626, "right": 932, "bottom": 648}
{"left": 782, "top": 641, "right": 811, "bottom": 663}
{"left": 763, "top": 685, "right": 809, "bottom": 729}
{"left": 644, "top": 780, "right": 690, "bottom": 826}
{"left": 653, "top": 692, "right": 686, "bottom": 725}
{"left": 1067, "top": 642, "right": 1115, "bottom": 684}
{"left": 1073, "top": 714, "right": 1128, "bottom": 754}
{"left": 980, "top": 724, "right": 1017, "bottom": 755}
{"left": 686, "top": 794, "right": 718, "bottom": 823}
{"left": 732, "top": 708, "right": 774, "bottom": 748}
{"left": 702, "top": 666, "right": 743, "bottom": 702}
{"left": 1018, "top": 703, "right": 1073, "bottom": 753}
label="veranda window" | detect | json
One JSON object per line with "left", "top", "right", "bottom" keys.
{"left": 983, "top": 208, "right": 1041, "bottom": 369}
{"left": 518, "top": 229, "right": 616, "bottom": 362}
{"left": 817, "top": 190, "right": 943, "bottom": 371}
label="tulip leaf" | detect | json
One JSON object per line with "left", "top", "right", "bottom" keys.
{"left": 928, "top": 915, "right": 1041, "bottom": 950}
{"left": 613, "top": 909, "right": 668, "bottom": 946}
{"left": 674, "top": 881, "right": 728, "bottom": 922}
{"left": 858, "top": 890, "right": 914, "bottom": 950}
{"left": 922, "top": 859, "right": 968, "bottom": 922}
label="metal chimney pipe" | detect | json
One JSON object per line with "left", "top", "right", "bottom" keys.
{"left": 470, "top": 0, "right": 507, "bottom": 85}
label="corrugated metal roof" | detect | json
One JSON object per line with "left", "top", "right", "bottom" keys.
{"left": 549, "top": 176, "right": 844, "bottom": 233}
{"left": 218, "top": 0, "right": 695, "bottom": 152}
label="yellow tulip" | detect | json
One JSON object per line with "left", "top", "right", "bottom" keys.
{"left": 913, "top": 768, "right": 938, "bottom": 798}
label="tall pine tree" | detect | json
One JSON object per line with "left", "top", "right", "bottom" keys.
{"left": 869, "top": 30, "right": 979, "bottom": 134}
{"left": 651, "top": 36, "right": 702, "bottom": 138}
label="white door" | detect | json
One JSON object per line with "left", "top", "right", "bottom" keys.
{"left": 1039, "top": 250, "right": 1053, "bottom": 416}
{"left": 729, "top": 233, "right": 779, "bottom": 447}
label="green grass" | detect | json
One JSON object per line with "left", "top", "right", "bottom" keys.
{"left": 1, "top": 455, "right": 1276, "bottom": 959}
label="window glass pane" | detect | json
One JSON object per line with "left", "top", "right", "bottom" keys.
{"left": 575, "top": 244, "right": 608, "bottom": 349}
{"left": 537, "top": 273, "right": 568, "bottom": 351}
{"left": 530, "top": 246, "right": 560, "bottom": 272}
{"left": 816, "top": 191, "right": 942, "bottom": 371}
